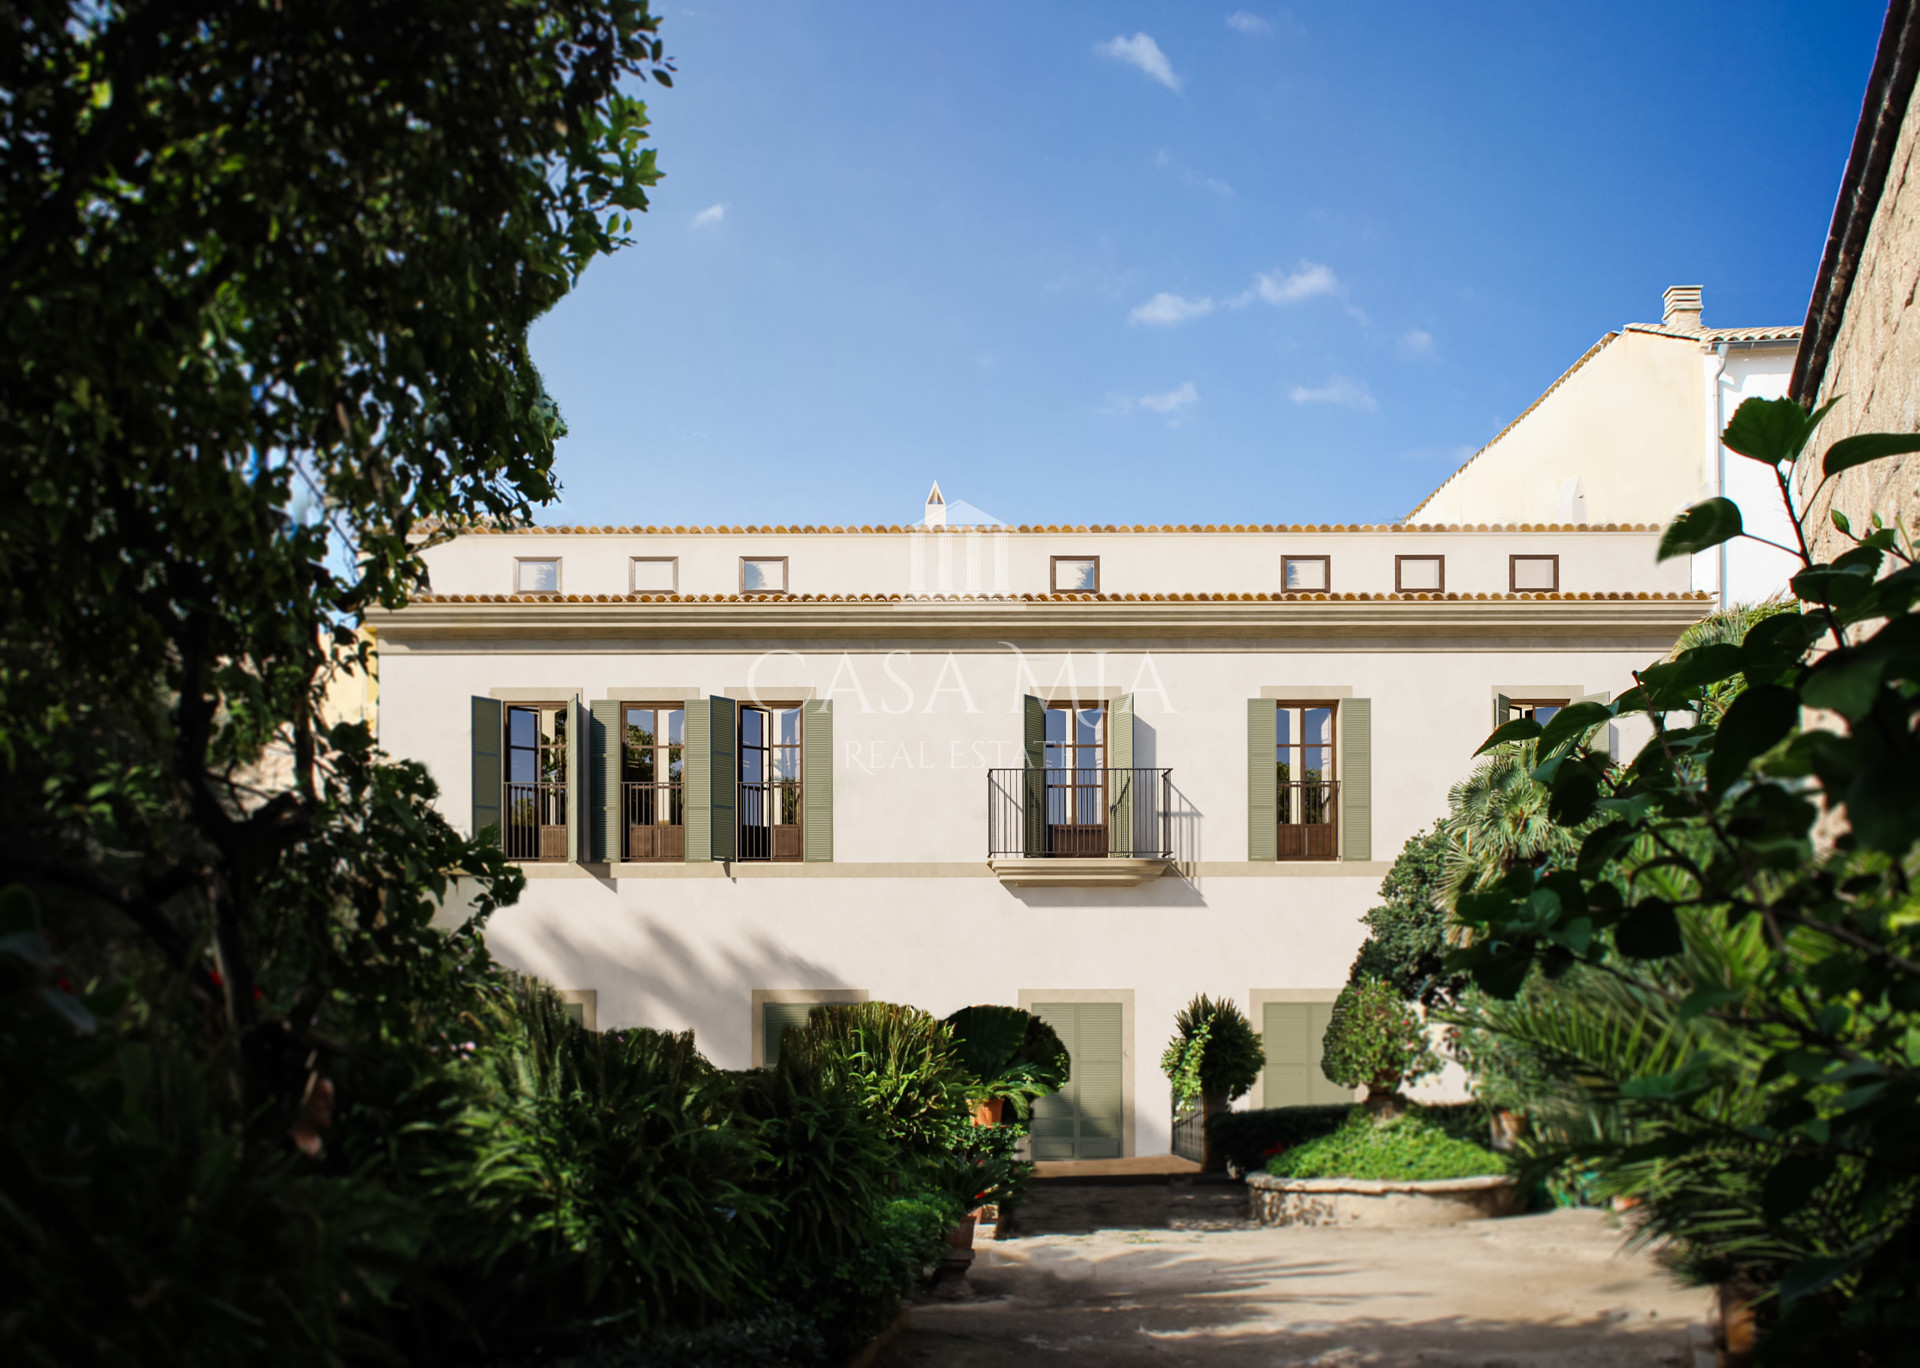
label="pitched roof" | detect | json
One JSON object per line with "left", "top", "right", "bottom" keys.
{"left": 1403, "top": 317, "right": 1802, "bottom": 522}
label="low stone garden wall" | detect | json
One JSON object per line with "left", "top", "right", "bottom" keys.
{"left": 1246, "top": 1172, "right": 1524, "bottom": 1228}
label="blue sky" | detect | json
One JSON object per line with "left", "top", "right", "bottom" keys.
{"left": 530, "top": 1, "right": 1885, "bottom": 529}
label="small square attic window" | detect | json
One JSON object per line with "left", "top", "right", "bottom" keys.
{"left": 741, "top": 557, "right": 788, "bottom": 593}
{"left": 1283, "top": 556, "right": 1330, "bottom": 592}
{"left": 515, "top": 558, "right": 560, "bottom": 593}
{"left": 1395, "top": 555, "right": 1444, "bottom": 592}
{"left": 631, "top": 557, "right": 677, "bottom": 593}
{"left": 1510, "top": 555, "right": 1559, "bottom": 592}
{"left": 1051, "top": 556, "right": 1099, "bottom": 592}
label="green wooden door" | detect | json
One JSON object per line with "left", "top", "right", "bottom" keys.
{"left": 1029, "top": 1001, "right": 1124, "bottom": 1160}
{"left": 1261, "top": 1001, "right": 1351, "bottom": 1108}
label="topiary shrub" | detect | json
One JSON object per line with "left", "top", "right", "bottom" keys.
{"left": 1160, "top": 994, "right": 1265, "bottom": 1107}
{"left": 1321, "top": 979, "right": 1440, "bottom": 1116}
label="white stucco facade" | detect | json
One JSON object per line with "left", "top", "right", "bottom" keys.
{"left": 373, "top": 518, "right": 1706, "bottom": 1156}
{"left": 1408, "top": 287, "right": 1801, "bottom": 608}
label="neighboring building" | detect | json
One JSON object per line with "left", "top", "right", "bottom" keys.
{"left": 1407, "top": 287, "right": 1802, "bottom": 606}
{"left": 1791, "top": 0, "right": 1920, "bottom": 557}
{"left": 373, "top": 500, "right": 1705, "bottom": 1156}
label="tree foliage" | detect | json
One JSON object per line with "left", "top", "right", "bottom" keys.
{"left": 1447, "top": 397, "right": 1920, "bottom": 1360}
{"left": 941, "top": 1004, "right": 1070, "bottom": 1121}
{"left": 1320, "top": 978, "right": 1440, "bottom": 1100}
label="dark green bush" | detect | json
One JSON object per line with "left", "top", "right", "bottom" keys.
{"left": 1161, "top": 994, "right": 1265, "bottom": 1105}
{"left": 1264, "top": 1108, "right": 1506, "bottom": 1182}
{"left": 1204, "top": 1105, "right": 1352, "bottom": 1173}
{"left": 942, "top": 1004, "right": 1070, "bottom": 1121}
{"left": 1321, "top": 979, "right": 1440, "bottom": 1098}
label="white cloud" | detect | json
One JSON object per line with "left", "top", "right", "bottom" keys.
{"left": 1232, "top": 261, "right": 1338, "bottom": 307}
{"left": 1225, "top": 11, "right": 1273, "bottom": 35}
{"left": 1129, "top": 291, "right": 1215, "bottom": 326}
{"left": 1397, "top": 328, "right": 1435, "bottom": 358}
{"left": 690, "top": 203, "right": 727, "bottom": 229}
{"left": 1138, "top": 382, "right": 1199, "bottom": 414}
{"left": 1289, "top": 376, "right": 1376, "bottom": 409}
{"left": 1096, "top": 33, "right": 1182, "bottom": 92}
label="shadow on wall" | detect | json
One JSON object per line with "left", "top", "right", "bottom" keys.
{"left": 447, "top": 884, "right": 841, "bottom": 1067}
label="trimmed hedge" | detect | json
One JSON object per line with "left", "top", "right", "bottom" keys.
{"left": 1207, "top": 1102, "right": 1491, "bottom": 1175}
{"left": 1265, "top": 1108, "right": 1506, "bottom": 1182}
{"left": 1205, "top": 1106, "right": 1352, "bottom": 1173}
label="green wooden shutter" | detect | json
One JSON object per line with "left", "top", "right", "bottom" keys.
{"left": 590, "top": 700, "right": 621, "bottom": 861}
{"left": 684, "top": 700, "right": 711, "bottom": 862}
{"left": 1262, "top": 1001, "right": 1349, "bottom": 1108}
{"left": 708, "top": 696, "right": 737, "bottom": 862}
{"left": 1247, "top": 699, "right": 1276, "bottom": 862}
{"left": 762, "top": 1001, "right": 813, "bottom": 1068}
{"left": 566, "top": 698, "right": 585, "bottom": 863}
{"left": 1108, "top": 692, "right": 1134, "bottom": 857}
{"left": 1021, "top": 694, "right": 1045, "bottom": 857}
{"left": 471, "top": 696, "right": 503, "bottom": 846}
{"left": 804, "top": 699, "right": 833, "bottom": 862}
{"left": 1029, "top": 1002, "right": 1123, "bottom": 1160}
{"left": 1492, "top": 693, "right": 1512, "bottom": 730}
{"left": 1340, "top": 698, "right": 1372, "bottom": 862}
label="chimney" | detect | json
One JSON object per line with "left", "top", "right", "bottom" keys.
{"left": 924, "top": 481, "right": 947, "bottom": 527}
{"left": 1662, "top": 285, "right": 1703, "bottom": 331}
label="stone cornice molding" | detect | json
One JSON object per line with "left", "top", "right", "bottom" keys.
{"left": 370, "top": 595, "right": 1710, "bottom": 643}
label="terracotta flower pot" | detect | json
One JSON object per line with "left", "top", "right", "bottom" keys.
{"left": 972, "top": 1098, "right": 1005, "bottom": 1127}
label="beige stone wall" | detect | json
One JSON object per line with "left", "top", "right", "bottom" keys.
{"left": 1798, "top": 78, "right": 1920, "bottom": 561}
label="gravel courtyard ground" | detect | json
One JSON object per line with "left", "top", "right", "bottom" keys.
{"left": 870, "top": 1177, "right": 1706, "bottom": 1368}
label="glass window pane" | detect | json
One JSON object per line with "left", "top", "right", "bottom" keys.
{"left": 1276, "top": 706, "right": 1292, "bottom": 747}
{"left": 631, "top": 558, "right": 676, "bottom": 592}
{"left": 1512, "top": 556, "right": 1556, "bottom": 591}
{"left": 1045, "top": 707, "right": 1068, "bottom": 744}
{"left": 775, "top": 708, "right": 802, "bottom": 746}
{"left": 516, "top": 559, "right": 559, "bottom": 592}
{"left": 1284, "top": 558, "right": 1328, "bottom": 591}
{"left": 664, "top": 709, "right": 684, "bottom": 746}
{"left": 743, "top": 559, "right": 783, "bottom": 592}
{"left": 1304, "top": 707, "right": 1333, "bottom": 747}
{"left": 1400, "top": 556, "right": 1442, "bottom": 591}
{"left": 1530, "top": 704, "right": 1561, "bottom": 725}
{"left": 1054, "top": 558, "right": 1097, "bottom": 591}
{"left": 1076, "top": 707, "right": 1104, "bottom": 749}
{"left": 742, "top": 708, "right": 765, "bottom": 747}
{"left": 509, "top": 707, "right": 536, "bottom": 748}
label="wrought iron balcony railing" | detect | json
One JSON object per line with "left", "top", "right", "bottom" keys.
{"left": 987, "top": 767, "right": 1174, "bottom": 860}
{"left": 738, "top": 780, "right": 804, "bottom": 861}
{"left": 1278, "top": 779, "right": 1338, "bottom": 860}
{"left": 505, "top": 781, "right": 567, "bottom": 861}
{"left": 622, "top": 781, "right": 684, "bottom": 861}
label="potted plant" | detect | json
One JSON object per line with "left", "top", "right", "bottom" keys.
{"left": 939, "top": 1005, "right": 1068, "bottom": 1240}
{"left": 1160, "top": 994, "right": 1265, "bottom": 1169}
{"left": 1321, "top": 978, "right": 1441, "bottom": 1120}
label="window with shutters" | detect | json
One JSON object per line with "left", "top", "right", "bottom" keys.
{"left": 739, "top": 703, "right": 803, "bottom": 861}
{"left": 1276, "top": 703, "right": 1337, "bottom": 860}
{"left": 504, "top": 704, "right": 568, "bottom": 860}
{"left": 621, "top": 705, "right": 684, "bottom": 860}
{"left": 1507, "top": 698, "right": 1566, "bottom": 725}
